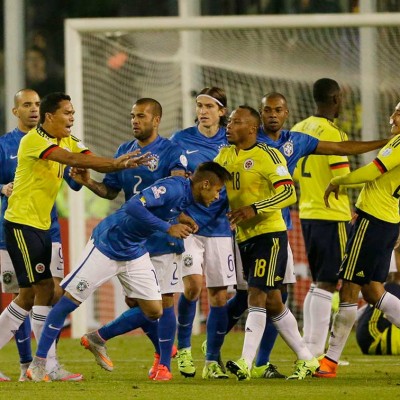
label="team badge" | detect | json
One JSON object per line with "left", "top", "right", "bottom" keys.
{"left": 35, "top": 263, "right": 45, "bottom": 273}
{"left": 151, "top": 185, "right": 167, "bottom": 199}
{"left": 243, "top": 159, "right": 254, "bottom": 170}
{"left": 182, "top": 255, "right": 193, "bottom": 267}
{"left": 276, "top": 165, "right": 289, "bottom": 176}
{"left": 180, "top": 154, "right": 188, "bottom": 168}
{"left": 76, "top": 279, "right": 89, "bottom": 292}
{"left": 148, "top": 154, "right": 160, "bottom": 171}
{"left": 381, "top": 147, "right": 392, "bottom": 157}
{"left": 282, "top": 141, "right": 293, "bottom": 157}
{"left": 2, "top": 271, "right": 13, "bottom": 284}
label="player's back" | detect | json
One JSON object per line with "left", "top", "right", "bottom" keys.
{"left": 292, "top": 116, "right": 351, "bottom": 221}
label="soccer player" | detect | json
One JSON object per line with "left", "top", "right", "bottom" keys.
{"left": 220, "top": 91, "right": 388, "bottom": 378}
{"left": 292, "top": 78, "right": 359, "bottom": 357}
{"left": 25, "top": 161, "right": 231, "bottom": 381}
{"left": 356, "top": 271, "right": 400, "bottom": 355}
{"left": 170, "top": 87, "right": 237, "bottom": 379}
{"left": 0, "top": 89, "right": 84, "bottom": 382}
{"left": 315, "top": 101, "right": 400, "bottom": 377}
{"left": 218, "top": 105, "right": 319, "bottom": 381}
{"left": 0, "top": 92, "right": 152, "bottom": 378}
{"left": 71, "top": 98, "right": 188, "bottom": 380}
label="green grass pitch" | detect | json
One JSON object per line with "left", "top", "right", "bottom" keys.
{"left": 0, "top": 331, "right": 399, "bottom": 400}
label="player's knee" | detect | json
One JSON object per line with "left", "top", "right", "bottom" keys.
{"left": 144, "top": 307, "right": 163, "bottom": 320}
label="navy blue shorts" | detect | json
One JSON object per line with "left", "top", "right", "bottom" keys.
{"left": 339, "top": 209, "right": 399, "bottom": 285}
{"left": 301, "top": 219, "right": 350, "bottom": 283}
{"left": 238, "top": 231, "right": 288, "bottom": 292}
{"left": 4, "top": 221, "right": 52, "bottom": 288}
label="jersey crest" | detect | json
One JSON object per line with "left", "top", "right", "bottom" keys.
{"left": 243, "top": 158, "right": 254, "bottom": 170}
{"left": 147, "top": 154, "right": 160, "bottom": 171}
{"left": 282, "top": 140, "right": 294, "bottom": 157}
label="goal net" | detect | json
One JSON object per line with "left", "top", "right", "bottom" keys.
{"left": 65, "top": 13, "right": 400, "bottom": 337}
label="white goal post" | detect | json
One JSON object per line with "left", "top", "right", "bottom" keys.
{"left": 65, "top": 12, "right": 400, "bottom": 338}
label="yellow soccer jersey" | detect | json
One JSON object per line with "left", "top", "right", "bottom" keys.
{"left": 354, "top": 135, "right": 400, "bottom": 223}
{"left": 5, "top": 126, "right": 89, "bottom": 230}
{"left": 215, "top": 143, "right": 296, "bottom": 243}
{"left": 292, "top": 116, "right": 352, "bottom": 221}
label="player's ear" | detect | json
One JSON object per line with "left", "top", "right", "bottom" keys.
{"left": 12, "top": 107, "right": 18, "bottom": 117}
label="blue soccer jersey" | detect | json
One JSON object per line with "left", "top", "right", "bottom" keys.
{"left": 257, "top": 128, "right": 319, "bottom": 229}
{"left": 171, "top": 126, "right": 231, "bottom": 237}
{"left": 92, "top": 176, "right": 194, "bottom": 261}
{"left": 0, "top": 128, "right": 80, "bottom": 249}
{"left": 103, "top": 135, "right": 187, "bottom": 256}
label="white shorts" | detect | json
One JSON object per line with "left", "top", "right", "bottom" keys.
{"left": 389, "top": 250, "right": 397, "bottom": 273}
{"left": 0, "top": 242, "right": 64, "bottom": 293}
{"left": 181, "top": 234, "right": 237, "bottom": 288}
{"left": 151, "top": 253, "right": 183, "bottom": 294}
{"left": 62, "top": 239, "right": 161, "bottom": 303}
{"left": 234, "top": 241, "right": 295, "bottom": 291}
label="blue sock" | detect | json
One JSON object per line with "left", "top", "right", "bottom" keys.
{"left": 36, "top": 296, "right": 78, "bottom": 358}
{"left": 99, "top": 307, "right": 159, "bottom": 352}
{"left": 158, "top": 306, "right": 176, "bottom": 370}
{"left": 14, "top": 316, "right": 32, "bottom": 364}
{"left": 177, "top": 294, "right": 197, "bottom": 349}
{"left": 255, "top": 292, "right": 288, "bottom": 366}
{"left": 226, "top": 290, "right": 248, "bottom": 332}
{"left": 206, "top": 305, "right": 228, "bottom": 362}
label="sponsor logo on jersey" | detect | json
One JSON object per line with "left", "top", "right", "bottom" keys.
{"left": 381, "top": 147, "right": 392, "bottom": 157}
{"left": 276, "top": 165, "right": 289, "bottom": 176}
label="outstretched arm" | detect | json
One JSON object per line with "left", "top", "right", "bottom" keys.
{"left": 315, "top": 138, "right": 388, "bottom": 155}
{"left": 324, "top": 162, "right": 381, "bottom": 207}
{"left": 46, "top": 147, "right": 154, "bottom": 173}
{"left": 69, "top": 167, "right": 119, "bottom": 200}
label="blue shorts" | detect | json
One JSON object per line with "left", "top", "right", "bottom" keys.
{"left": 301, "top": 219, "right": 350, "bottom": 283}
{"left": 339, "top": 209, "right": 399, "bottom": 285}
{"left": 4, "top": 221, "right": 52, "bottom": 288}
{"left": 238, "top": 231, "right": 288, "bottom": 292}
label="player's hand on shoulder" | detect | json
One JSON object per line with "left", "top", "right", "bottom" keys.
{"left": 178, "top": 213, "right": 199, "bottom": 233}
{"left": 227, "top": 205, "right": 256, "bottom": 225}
{"left": 167, "top": 223, "right": 193, "bottom": 239}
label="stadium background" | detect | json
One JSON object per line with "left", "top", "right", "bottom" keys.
{"left": 1, "top": 0, "right": 399, "bottom": 336}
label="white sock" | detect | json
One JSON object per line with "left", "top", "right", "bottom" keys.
{"left": 302, "top": 283, "right": 315, "bottom": 343}
{"left": 46, "top": 342, "right": 58, "bottom": 372}
{"left": 272, "top": 307, "right": 313, "bottom": 360}
{"left": 326, "top": 302, "right": 357, "bottom": 362}
{"left": 308, "top": 288, "right": 333, "bottom": 357}
{"left": 241, "top": 307, "right": 266, "bottom": 368}
{"left": 31, "top": 305, "right": 51, "bottom": 343}
{"left": 376, "top": 291, "right": 400, "bottom": 327}
{"left": 0, "top": 301, "right": 29, "bottom": 349}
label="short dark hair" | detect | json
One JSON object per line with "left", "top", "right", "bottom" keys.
{"left": 192, "top": 161, "right": 231, "bottom": 185}
{"left": 260, "top": 92, "right": 288, "bottom": 107}
{"left": 39, "top": 92, "right": 71, "bottom": 124}
{"left": 196, "top": 86, "right": 228, "bottom": 126}
{"left": 135, "top": 98, "right": 162, "bottom": 118}
{"left": 237, "top": 105, "right": 261, "bottom": 127}
{"left": 313, "top": 78, "right": 340, "bottom": 104}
